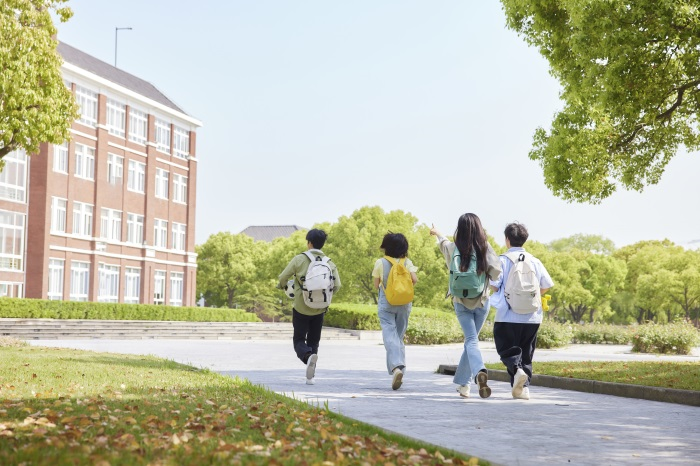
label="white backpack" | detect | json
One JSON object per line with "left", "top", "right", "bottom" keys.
{"left": 300, "top": 252, "right": 335, "bottom": 309}
{"left": 503, "top": 252, "right": 541, "bottom": 314}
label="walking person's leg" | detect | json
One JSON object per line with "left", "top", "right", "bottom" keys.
{"left": 378, "top": 306, "right": 401, "bottom": 374}
{"left": 303, "top": 312, "right": 325, "bottom": 384}
{"left": 494, "top": 322, "right": 530, "bottom": 399}
{"left": 518, "top": 323, "right": 540, "bottom": 385}
{"left": 394, "top": 304, "right": 411, "bottom": 373}
{"left": 292, "top": 309, "right": 313, "bottom": 363}
{"left": 472, "top": 303, "right": 491, "bottom": 398}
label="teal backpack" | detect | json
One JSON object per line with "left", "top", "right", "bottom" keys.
{"left": 449, "top": 248, "right": 486, "bottom": 299}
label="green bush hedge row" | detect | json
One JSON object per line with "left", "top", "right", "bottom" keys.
{"left": 0, "top": 298, "right": 260, "bottom": 322}
{"left": 631, "top": 321, "right": 699, "bottom": 355}
{"left": 571, "top": 323, "right": 633, "bottom": 345}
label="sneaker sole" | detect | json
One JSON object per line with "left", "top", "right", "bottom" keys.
{"left": 391, "top": 371, "right": 403, "bottom": 390}
{"left": 306, "top": 354, "right": 318, "bottom": 379}
{"left": 512, "top": 370, "right": 528, "bottom": 398}
{"left": 476, "top": 372, "right": 491, "bottom": 399}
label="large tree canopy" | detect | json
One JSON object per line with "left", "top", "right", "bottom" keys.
{"left": 501, "top": 0, "right": 700, "bottom": 203}
{"left": 0, "top": 0, "right": 77, "bottom": 160}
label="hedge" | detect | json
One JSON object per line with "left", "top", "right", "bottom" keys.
{"left": 631, "top": 321, "right": 700, "bottom": 355}
{"left": 572, "top": 323, "right": 632, "bottom": 345}
{"left": 0, "top": 298, "right": 260, "bottom": 322}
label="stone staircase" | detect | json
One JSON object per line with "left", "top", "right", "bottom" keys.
{"left": 0, "top": 318, "right": 361, "bottom": 341}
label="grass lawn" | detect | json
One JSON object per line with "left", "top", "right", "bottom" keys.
{"left": 0, "top": 342, "right": 483, "bottom": 465}
{"left": 485, "top": 361, "right": 700, "bottom": 391}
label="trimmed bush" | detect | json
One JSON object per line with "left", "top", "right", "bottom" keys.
{"left": 479, "top": 320, "right": 494, "bottom": 342}
{"left": 0, "top": 298, "right": 260, "bottom": 322}
{"left": 631, "top": 321, "right": 700, "bottom": 355}
{"left": 536, "top": 321, "right": 574, "bottom": 349}
{"left": 572, "top": 324, "right": 632, "bottom": 345}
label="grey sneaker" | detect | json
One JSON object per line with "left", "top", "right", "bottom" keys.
{"left": 306, "top": 354, "right": 318, "bottom": 380}
{"left": 457, "top": 385, "right": 470, "bottom": 398}
{"left": 391, "top": 368, "right": 403, "bottom": 390}
{"left": 306, "top": 378, "right": 315, "bottom": 385}
{"left": 512, "top": 368, "right": 528, "bottom": 399}
{"left": 476, "top": 371, "right": 491, "bottom": 399}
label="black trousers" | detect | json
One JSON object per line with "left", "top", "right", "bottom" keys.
{"left": 493, "top": 322, "right": 540, "bottom": 387}
{"left": 292, "top": 309, "right": 325, "bottom": 364}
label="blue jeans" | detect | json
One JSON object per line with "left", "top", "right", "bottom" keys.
{"left": 378, "top": 300, "right": 412, "bottom": 374}
{"left": 453, "top": 299, "right": 489, "bottom": 386}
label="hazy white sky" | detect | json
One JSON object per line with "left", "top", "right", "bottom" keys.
{"left": 55, "top": 1, "right": 700, "bottom": 249}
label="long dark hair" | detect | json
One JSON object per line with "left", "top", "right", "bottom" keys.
{"left": 454, "top": 213, "right": 488, "bottom": 274}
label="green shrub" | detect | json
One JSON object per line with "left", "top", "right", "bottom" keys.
{"left": 479, "top": 320, "right": 494, "bottom": 341}
{"left": 324, "top": 303, "right": 381, "bottom": 330}
{"left": 537, "top": 321, "right": 574, "bottom": 349}
{"left": 631, "top": 321, "right": 700, "bottom": 355}
{"left": 0, "top": 298, "right": 260, "bottom": 322}
{"left": 572, "top": 323, "right": 632, "bottom": 345}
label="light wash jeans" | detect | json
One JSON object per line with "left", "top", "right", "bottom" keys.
{"left": 453, "top": 299, "right": 489, "bottom": 387}
{"left": 378, "top": 298, "right": 412, "bottom": 375}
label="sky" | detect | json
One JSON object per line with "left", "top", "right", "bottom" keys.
{"left": 54, "top": 1, "right": 700, "bottom": 250}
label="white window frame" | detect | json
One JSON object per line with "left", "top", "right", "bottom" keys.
{"left": 173, "top": 126, "right": 189, "bottom": 160}
{"left": 155, "top": 119, "right": 171, "bottom": 154}
{"left": 75, "top": 86, "right": 98, "bottom": 127}
{"left": 171, "top": 222, "right": 186, "bottom": 252}
{"left": 154, "top": 270, "right": 166, "bottom": 305}
{"left": 106, "top": 99, "right": 126, "bottom": 138}
{"left": 107, "top": 153, "right": 124, "bottom": 185}
{"left": 51, "top": 197, "right": 67, "bottom": 233}
{"left": 124, "top": 267, "right": 141, "bottom": 304}
{"left": 0, "top": 282, "right": 23, "bottom": 298}
{"left": 53, "top": 143, "right": 69, "bottom": 174}
{"left": 0, "top": 210, "right": 25, "bottom": 271}
{"left": 74, "top": 143, "right": 95, "bottom": 180}
{"left": 70, "top": 261, "right": 90, "bottom": 302}
{"left": 169, "top": 272, "right": 184, "bottom": 306}
{"left": 127, "top": 160, "right": 146, "bottom": 194}
{"left": 48, "top": 259, "right": 65, "bottom": 301}
{"left": 173, "top": 173, "right": 187, "bottom": 204}
{"left": 0, "top": 149, "right": 28, "bottom": 203}
{"left": 100, "top": 208, "right": 122, "bottom": 242}
{"left": 128, "top": 108, "right": 148, "bottom": 145}
{"left": 98, "top": 263, "right": 120, "bottom": 303}
{"left": 126, "top": 213, "right": 144, "bottom": 244}
{"left": 155, "top": 168, "right": 169, "bottom": 199}
{"left": 72, "top": 201, "right": 93, "bottom": 237}
{"left": 154, "top": 219, "right": 168, "bottom": 248}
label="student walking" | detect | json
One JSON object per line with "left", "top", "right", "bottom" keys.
{"left": 372, "top": 232, "right": 418, "bottom": 390}
{"left": 430, "top": 214, "right": 501, "bottom": 398}
{"left": 278, "top": 229, "right": 341, "bottom": 385}
{"left": 489, "top": 222, "right": 553, "bottom": 400}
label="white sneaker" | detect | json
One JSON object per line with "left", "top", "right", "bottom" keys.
{"left": 306, "top": 378, "right": 315, "bottom": 385}
{"left": 305, "top": 354, "right": 318, "bottom": 380}
{"left": 457, "top": 385, "right": 470, "bottom": 398}
{"left": 512, "top": 368, "right": 528, "bottom": 399}
{"left": 514, "top": 386, "right": 530, "bottom": 400}
{"left": 391, "top": 368, "right": 403, "bottom": 390}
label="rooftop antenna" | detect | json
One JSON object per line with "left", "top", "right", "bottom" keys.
{"left": 114, "top": 27, "right": 132, "bottom": 68}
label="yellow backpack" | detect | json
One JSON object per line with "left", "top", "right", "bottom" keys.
{"left": 382, "top": 256, "right": 414, "bottom": 306}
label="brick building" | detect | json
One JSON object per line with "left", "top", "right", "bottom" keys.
{"left": 0, "top": 42, "right": 202, "bottom": 306}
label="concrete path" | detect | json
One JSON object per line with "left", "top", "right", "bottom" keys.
{"left": 30, "top": 339, "right": 700, "bottom": 466}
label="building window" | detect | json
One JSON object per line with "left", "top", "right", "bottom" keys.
{"left": 154, "top": 219, "right": 168, "bottom": 248}
{"left": 70, "top": 262, "right": 90, "bottom": 302}
{"left": 173, "top": 174, "right": 187, "bottom": 204}
{"left": 128, "top": 108, "right": 148, "bottom": 145}
{"left": 155, "top": 168, "right": 169, "bottom": 199}
{"left": 75, "top": 86, "right": 98, "bottom": 127}
{"left": 106, "top": 99, "right": 126, "bottom": 138}
{"left": 100, "top": 208, "right": 122, "bottom": 242}
{"left": 173, "top": 127, "right": 189, "bottom": 160}
{"left": 127, "top": 160, "right": 146, "bottom": 193}
{"left": 107, "top": 153, "right": 124, "bottom": 185}
{"left": 124, "top": 267, "right": 141, "bottom": 304}
{"left": 98, "top": 264, "right": 120, "bottom": 303}
{"left": 48, "top": 259, "right": 64, "bottom": 300}
{"left": 172, "top": 223, "right": 186, "bottom": 252}
{"left": 126, "top": 213, "right": 144, "bottom": 244}
{"left": 170, "top": 272, "right": 183, "bottom": 306}
{"left": 154, "top": 270, "right": 166, "bottom": 305}
{"left": 0, "top": 282, "right": 23, "bottom": 298}
{"left": 155, "top": 119, "right": 171, "bottom": 154}
{"left": 53, "top": 143, "right": 69, "bottom": 174}
{"left": 75, "top": 143, "right": 95, "bottom": 180}
{"left": 51, "top": 197, "right": 67, "bottom": 233}
{"left": 0, "top": 150, "right": 27, "bottom": 202}
{"left": 0, "top": 210, "right": 24, "bottom": 271}
{"left": 72, "top": 202, "right": 93, "bottom": 237}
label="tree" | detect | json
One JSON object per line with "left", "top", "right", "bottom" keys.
{"left": 548, "top": 234, "right": 616, "bottom": 255}
{"left": 0, "top": 1, "right": 78, "bottom": 160}
{"left": 501, "top": 0, "right": 700, "bottom": 203}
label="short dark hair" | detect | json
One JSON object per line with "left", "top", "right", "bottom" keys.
{"left": 306, "top": 229, "right": 327, "bottom": 249}
{"left": 380, "top": 232, "right": 409, "bottom": 258}
{"left": 504, "top": 222, "right": 528, "bottom": 247}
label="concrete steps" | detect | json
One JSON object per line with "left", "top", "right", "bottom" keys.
{"left": 0, "top": 318, "right": 360, "bottom": 341}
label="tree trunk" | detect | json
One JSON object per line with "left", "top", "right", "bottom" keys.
{"left": 227, "top": 287, "right": 235, "bottom": 309}
{"left": 567, "top": 304, "right": 586, "bottom": 323}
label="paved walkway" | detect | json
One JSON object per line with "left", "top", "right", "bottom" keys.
{"left": 30, "top": 339, "right": 700, "bottom": 466}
